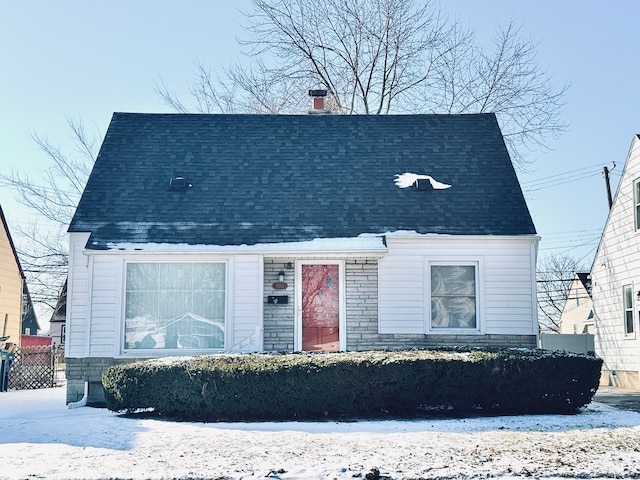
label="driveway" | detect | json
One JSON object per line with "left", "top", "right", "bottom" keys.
{"left": 594, "top": 388, "right": 640, "bottom": 412}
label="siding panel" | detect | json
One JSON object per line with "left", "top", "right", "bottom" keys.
{"left": 378, "top": 237, "right": 537, "bottom": 336}
{"left": 592, "top": 136, "right": 640, "bottom": 383}
{"left": 66, "top": 233, "right": 91, "bottom": 357}
{"left": 231, "top": 255, "right": 262, "bottom": 352}
{"left": 89, "top": 256, "right": 119, "bottom": 356}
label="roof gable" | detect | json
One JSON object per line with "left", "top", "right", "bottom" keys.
{"left": 575, "top": 272, "right": 592, "bottom": 298}
{"left": 0, "top": 204, "right": 25, "bottom": 278}
{"left": 69, "top": 113, "right": 536, "bottom": 248}
{"left": 592, "top": 134, "right": 640, "bottom": 270}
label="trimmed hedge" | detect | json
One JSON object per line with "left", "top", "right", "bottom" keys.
{"left": 102, "top": 348, "right": 602, "bottom": 421}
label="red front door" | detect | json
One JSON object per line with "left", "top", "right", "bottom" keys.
{"left": 301, "top": 264, "right": 340, "bottom": 352}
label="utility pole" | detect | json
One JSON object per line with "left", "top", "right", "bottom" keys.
{"left": 603, "top": 163, "right": 615, "bottom": 210}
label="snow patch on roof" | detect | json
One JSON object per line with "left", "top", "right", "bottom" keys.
{"left": 102, "top": 236, "right": 388, "bottom": 253}
{"left": 394, "top": 172, "right": 452, "bottom": 189}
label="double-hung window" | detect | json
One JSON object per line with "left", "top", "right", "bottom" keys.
{"left": 623, "top": 284, "right": 634, "bottom": 335}
{"left": 430, "top": 263, "right": 478, "bottom": 330}
{"left": 124, "top": 262, "right": 226, "bottom": 351}
{"left": 634, "top": 179, "right": 640, "bottom": 231}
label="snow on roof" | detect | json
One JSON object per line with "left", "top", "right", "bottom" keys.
{"left": 101, "top": 235, "right": 387, "bottom": 253}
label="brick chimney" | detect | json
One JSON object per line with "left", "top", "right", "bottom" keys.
{"left": 308, "top": 89, "right": 330, "bottom": 114}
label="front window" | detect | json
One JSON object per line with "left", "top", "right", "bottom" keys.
{"left": 124, "top": 262, "right": 226, "bottom": 350}
{"left": 623, "top": 285, "right": 634, "bottom": 335}
{"left": 430, "top": 264, "right": 477, "bottom": 329}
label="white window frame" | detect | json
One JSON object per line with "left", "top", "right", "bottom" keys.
{"left": 634, "top": 179, "right": 640, "bottom": 231}
{"left": 425, "top": 259, "right": 483, "bottom": 334}
{"left": 120, "top": 258, "right": 229, "bottom": 355}
{"left": 623, "top": 284, "right": 635, "bottom": 337}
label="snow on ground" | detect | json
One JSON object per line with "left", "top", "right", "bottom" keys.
{"left": 2, "top": 387, "right": 640, "bottom": 480}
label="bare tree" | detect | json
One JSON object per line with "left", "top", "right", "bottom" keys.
{"left": 537, "top": 254, "right": 583, "bottom": 333}
{"left": 0, "top": 117, "right": 97, "bottom": 310}
{"left": 157, "top": 0, "right": 567, "bottom": 165}
{"left": 156, "top": 59, "right": 309, "bottom": 115}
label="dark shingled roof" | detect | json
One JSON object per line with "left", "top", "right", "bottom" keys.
{"left": 576, "top": 272, "right": 593, "bottom": 299}
{"left": 69, "top": 112, "right": 536, "bottom": 248}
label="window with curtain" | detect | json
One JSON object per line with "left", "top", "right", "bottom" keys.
{"left": 124, "top": 262, "right": 226, "bottom": 350}
{"left": 430, "top": 264, "right": 477, "bottom": 329}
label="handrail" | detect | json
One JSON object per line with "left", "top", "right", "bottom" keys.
{"left": 222, "top": 326, "right": 261, "bottom": 353}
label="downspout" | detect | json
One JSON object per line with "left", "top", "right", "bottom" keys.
{"left": 532, "top": 238, "right": 541, "bottom": 345}
{"left": 67, "top": 381, "right": 88, "bottom": 409}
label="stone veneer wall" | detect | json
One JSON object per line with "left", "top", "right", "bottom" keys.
{"left": 66, "top": 357, "right": 142, "bottom": 405}
{"left": 263, "top": 258, "right": 295, "bottom": 351}
{"left": 344, "top": 258, "right": 379, "bottom": 349}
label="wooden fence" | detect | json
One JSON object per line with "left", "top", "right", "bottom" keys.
{"left": 7, "top": 344, "right": 65, "bottom": 390}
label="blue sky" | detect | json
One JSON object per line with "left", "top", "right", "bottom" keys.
{"left": 1, "top": 1, "right": 638, "bottom": 269}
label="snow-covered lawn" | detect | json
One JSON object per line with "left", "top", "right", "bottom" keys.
{"left": 2, "top": 386, "right": 640, "bottom": 479}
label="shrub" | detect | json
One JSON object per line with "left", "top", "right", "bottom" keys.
{"left": 102, "top": 348, "right": 602, "bottom": 421}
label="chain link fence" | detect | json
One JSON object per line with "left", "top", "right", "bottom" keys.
{"left": 7, "top": 344, "right": 65, "bottom": 390}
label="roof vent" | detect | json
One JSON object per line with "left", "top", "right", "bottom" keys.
{"left": 414, "top": 178, "right": 432, "bottom": 191}
{"left": 169, "top": 176, "right": 191, "bottom": 191}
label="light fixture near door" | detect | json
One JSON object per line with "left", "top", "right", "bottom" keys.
{"left": 273, "top": 270, "right": 288, "bottom": 290}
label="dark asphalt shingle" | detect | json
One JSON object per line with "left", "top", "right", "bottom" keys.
{"left": 69, "top": 113, "right": 536, "bottom": 248}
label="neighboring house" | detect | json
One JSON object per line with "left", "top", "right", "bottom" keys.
{"left": 21, "top": 283, "right": 40, "bottom": 336}
{"left": 65, "top": 108, "right": 540, "bottom": 403}
{"left": 592, "top": 134, "right": 640, "bottom": 388}
{"left": 559, "top": 272, "right": 594, "bottom": 334}
{"left": 49, "top": 280, "right": 66, "bottom": 346}
{"left": 0, "top": 205, "right": 24, "bottom": 347}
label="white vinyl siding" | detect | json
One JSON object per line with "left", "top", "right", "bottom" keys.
{"left": 66, "top": 242, "right": 263, "bottom": 358}
{"left": 378, "top": 236, "right": 538, "bottom": 335}
{"left": 378, "top": 255, "right": 425, "bottom": 333}
{"left": 65, "top": 233, "right": 91, "bottom": 357}
{"left": 592, "top": 136, "right": 640, "bottom": 377}
{"left": 230, "top": 255, "right": 263, "bottom": 352}
{"left": 89, "top": 256, "right": 119, "bottom": 356}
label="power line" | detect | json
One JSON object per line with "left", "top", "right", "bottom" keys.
{"left": 541, "top": 228, "right": 602, "bottom": 237}
{"left": 522, "top": 163, "right": 604, "bottom": 184}
{"left": 538, "top": 236, "right": 600, "bottom": 251}
{"left": 521, "top": 164, "right": 605, "bottom": 192}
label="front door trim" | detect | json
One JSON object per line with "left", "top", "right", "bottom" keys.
{"left": 295, "top": 259, "right": 346, "bottom": 352}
